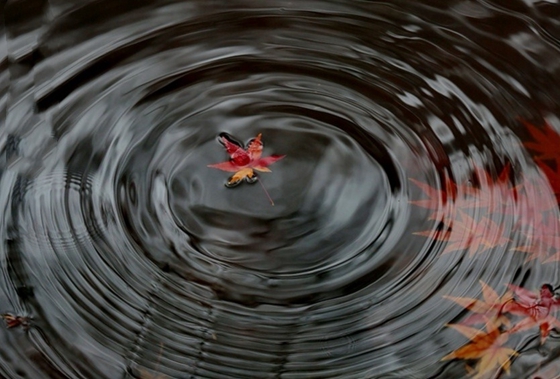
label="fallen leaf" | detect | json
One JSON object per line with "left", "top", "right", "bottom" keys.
{"left": 443, "top": 319, "right": 517, "bottom": 379}
{"left": 508, "top": 315, "right": 560, "bottom": 344}
{"left": 415, "top": 210, "right": 509, "bottom": 257}
{"left": 410, "top": 164, "right": 516, "bottom": 221}
{"left": 208, "top": 133, "right": 285, "bottom": 205}
{"left": 512, "top": 175, "right": 558, "bottom": 216}
{"left": 505, "top": 284, "right": 560, "bottom": 315}
{"left": 207, "top": 133, "right": 285, "bottom": 186}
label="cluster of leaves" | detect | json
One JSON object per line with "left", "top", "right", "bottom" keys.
{"left": 411, "top": 120, "right": 560, "bottom": 263}
{"left": 443, "top": 281, "right": 560, "bottom": 378}
{"left": 409, "top": 119, "right": 560, "bottom": 377}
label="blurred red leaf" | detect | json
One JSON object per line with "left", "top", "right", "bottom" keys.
{"left": 504, "top": 284, "right": 560, "bottom": 343}
{"left": 415, "top": 210, "right": 509, "bottom": 257}
{"left": 409, "top": 172, "right": 457, "bottom": 220}
{"left": 522, "top": 119, "right": 560, "bottom": 165}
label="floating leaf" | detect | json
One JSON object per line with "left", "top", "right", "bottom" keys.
{"left": 538, "top": 162, "right": 560, "bottom": 202}
{"left": 443, "top": 319, "right": 517, "bottom": 379}
{"left": 208, "top": 133, "right": 285, "bottom": 204}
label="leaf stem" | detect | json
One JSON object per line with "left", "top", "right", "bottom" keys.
{"left": 257, "top": 177, "right": 274, "bottom": 206}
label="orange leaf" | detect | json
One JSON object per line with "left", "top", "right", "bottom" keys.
{"left": 228, "top": 167, "right": 255, "bottom": 186}
{"left": 458, "top": 164, "right": 514, "bottom": 215}
{"left": 443, "top": 320, "right": 517, "bottom": 379}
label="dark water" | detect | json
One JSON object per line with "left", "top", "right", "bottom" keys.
{"left": 2, "top": 0, "right": 560, "bottom": 378}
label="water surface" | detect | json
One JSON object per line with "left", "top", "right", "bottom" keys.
{"left": 2, "top": 1, "right": 560, "bottom": 378}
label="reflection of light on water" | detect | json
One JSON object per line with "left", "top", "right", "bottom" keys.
{"left": 2, "top": 0, "right": 560, "bottom": 377}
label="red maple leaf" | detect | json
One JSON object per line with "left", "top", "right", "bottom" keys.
{"left": 504, "top": 284, "right": 560, "bottom": 343}
{"left": 409, "top": 171, "right": 457, "bottom": 220}
{"left": 410, "top": 165, "right": 516, "bottom": 221}
{"left": 208, "top": 133, "right": 285, "bottom": 183}
{"left": 459, "top": 164, "right": 514, "bottom": 215}
{"left": 521, "top": 119, "right": 560, "bottom": 165}
{"left": 208, "top": 133, "right": 285, "bottom": 204}
{"left": 415, "top": 210, "right": 509, "bottom": 257}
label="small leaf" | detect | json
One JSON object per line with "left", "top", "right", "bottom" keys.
{"left": 208, "top": 133, "right": 285, "bottom": 204}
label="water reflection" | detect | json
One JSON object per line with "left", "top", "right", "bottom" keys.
{"left": 1, "top": 0, "right": 560, "bottom": 378}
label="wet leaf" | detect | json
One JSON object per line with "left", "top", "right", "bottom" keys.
{"left": 513, "top": 175, "right": 558, "bottom": 216}
{"left": 443, "top": 319, "right": 517, "bottom": 379}
{"left": 207, "top": 133, "right": 285, "bottom": 186}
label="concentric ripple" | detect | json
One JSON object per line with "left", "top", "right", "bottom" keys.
{"left": 1, "top": 1, "right": 560, "bottom": 378}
